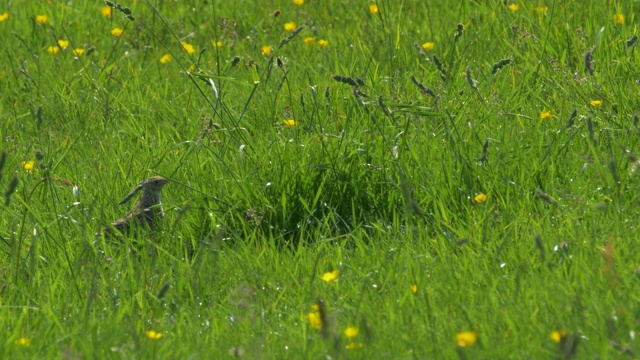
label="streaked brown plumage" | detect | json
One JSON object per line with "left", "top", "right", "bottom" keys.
{"left": 102, "top": 176, "right": 170, "bottom": 237}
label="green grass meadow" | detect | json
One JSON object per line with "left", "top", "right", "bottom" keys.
{"left": 2, "top": 0, "right": 640, "bottom": 358}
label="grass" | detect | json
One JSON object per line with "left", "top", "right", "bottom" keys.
{"left": 1, "top": 0, "right": 639, "bottom": 358}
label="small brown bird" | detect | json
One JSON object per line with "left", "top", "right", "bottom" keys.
{"left": 102, "top": 176, "right": 170, "bottom": 237}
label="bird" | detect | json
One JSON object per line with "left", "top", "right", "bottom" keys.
{"left": 101, "top": 176, "right": 170, "bottom": 237}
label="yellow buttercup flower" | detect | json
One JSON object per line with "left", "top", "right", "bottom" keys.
{"left": 474, "top": 193, "right": 488, "bottom": 204}
{"left": 410, "top": 284, "right": 418, "bottom": 293}
{"left": 0, "top": 12, "right": 9, "bottom": 22}
{"left": 540, "top": 110, "right": 552, "bottom": 120}
{"left": 456, "top": 331, "right": 477, "bottom": 347}
{"left": 101, "top": 6, "right": 112, "bottom": 17}
{"left": 261, "top": 45, "right": 272, "bottom": 56}
{"left": 590, "top": 100, "right": 602, "bottom": 107}
{"left": 145, "top": 330, "right": 163, "bottom": 340}
{"left": 284, "top": 119, "right": 296, "bottom": 128}
{"left": 317, "top": 39, "right": 329, "bottom": 47}
{"left": 550, "top": 330, "right": 567, "bottom": 344}
{"left": 369, "top": 4, "right": 379, "bottom": 14}
{"left": 321, "top": 269, "right": 339, "bottom": 282}
{"left": 306, "top": 305, "right": 323, "bottom": 329}
{"left": 343, "top": 326, "right": 359, "bottom": 339}
{"left": 293, "top": 0, "right": 304, "bottom": 5}
{"left": 214, "top": 41, "right": 223, "bottom": 47}
{"left": 421, "top": 42, "right": 435, "bottom": 51}
{"left": 47, "top": 46, "right": 59, "bottom": 55}
{"left": 57, "top": 39, "right": 69, "bottom": 50}
{"left": 346, "top": 342, "right": 363, "bottom": 349}
{"left": 111, "top": 27, "right": 123, "bottom": 36}
{"left": 181, "top": 42, "right": 196, "bottom": 55}
{"left": 535, "top": 6, "right": 548, "bottom": 14}
{"left": 613, "top": 14, "right": 624, "bottom": 25}
{"left": 303, "top": 37, "right": 315, "bottom": 45}
{"left": 35, "top": 15, "right": 48, "bottom": 24}
{"left": 21, "top": 160, "right": 35, "bottom": 171}
{"left": 507, "top": 4, "right": 519, "bottom": 11}
{"left": 14, "top": 337, "right": 30, "bottom": 346}
{"left": 72, "top": 48, "right": 85, "bottom": 56}
{"left": 284, "top": 21, "right": 297, "bottom": 32}
{"left": 188, "top": 63, "right": 196, "bottom": 72}
{"left": 159, "top": 54, "right": 172, "bottom": 64}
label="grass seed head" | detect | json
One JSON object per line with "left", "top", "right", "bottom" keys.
{"left": 4, "top": 171, "right": 18, "bottom": 206}
{"left": 491, "top": 57, "right": 512, "bottom": 75}
{"left": 584, "top": 48, "right": 594, "bottom": 75}
{"left": 626, "top": 34, "right": 638, "bottom": 48}
{"left": 331, "top": 74, "right": 359, "bottom": 87}
{"left": 567, "top": 108, "right": 577, "bottom": 128}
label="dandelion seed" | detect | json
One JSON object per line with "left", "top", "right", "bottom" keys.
{"left": 410, "top": 284, "right": 418, "bottom": 293}
{"left": 344, "top": 326, "right": 359, "bottom": 339}
{"left": 346, "top": 342, "right": 363, "bottom": 349}
{"left": 57, "top": 39, "right": 69, "bottom": 50}
{"left": 159, "top": 54, "right": 172, "bottom": 64}
{"left": 321, "top": 269, "right": 339, "bottom": 282}
{"left": 284, "top": 119, "right": 296, "bottom": 128}
{"left": 47, "top": 45, "right": 59, "bottom": 55}
{"left": 550, "top": 330, "right": 567, "bottom": 344}
{"left": 72, "top": 48, "right": 85, "bottom": 56}
{"left": 0, "top": 12, "right": 9, "bottom": 22}
{"left": 261, "top": 45, "right": 272, "bottom": 55}
{"left": 540, "top": 111, "right": 552, "bottom": 120}
{"left": 456, "top": 331, "right": 477, "bottom": 347}
{"left": 21, "top": 160, "right": 35, "bottom": 171}
{"left": 590, "top": 100, "right": 602, "bottom": 107}
{"left": 101, "top": 5, "right": 112, "bottom": 17}
{"left": 369, "top": 4, "right": 379, "bottom": 14}
{"left": 35, "top": 14, "right": 48, "bottom": 24}
{"left": 613, "top": 14, "right": 624, "bottom": 25}
{"left": 507, "top": 3, "right": 519, "bottom": 11}
{"left": 317, "top": 39, "right": 329, "bottom": 47}
{"left": 474, "top": 193, "right": 487, "bottom": 204}
{"left": 293, "top": 0, "right": 304, "bottom": 5}
{"left": 284, "top": 21, "right": 297, "bottom": 32}
{"left": 111, "top": 27, "right": 123, "bottom": 36}
{"left": 145, "top": 330, "right": 163, "bottom": 340}
{"left": 14, "top": 337, "right": 30, "bottom": 346}
{"left": 421, "top": 41, "right": 435, "bottom": 51}
{"left": 181, "top": 42, "right": 196, "bottom": 55}
{"left": 304, "top": 37, "right": 315, "bottom": 45}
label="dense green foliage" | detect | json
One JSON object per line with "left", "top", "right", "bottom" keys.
{"left": 1, "top": 0, "right": 640, "bottom": 358}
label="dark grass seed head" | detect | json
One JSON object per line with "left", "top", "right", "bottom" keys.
{"left": 567, "top": 108, "right": 577, "bottom": 128}
{"left": 4, "top": 171, "right": 18, "bottom": 206}
{"left": 584, "top": 48, "right": 594, "bottom": 75}
{"left": 331, "top": 75, "right": 359, "bottom": 87}
{"left": 491, "top": 57, "right": 512, "bottom": 75}
{"left": 279, "top": 25, "right": 304, "bottom": 49}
